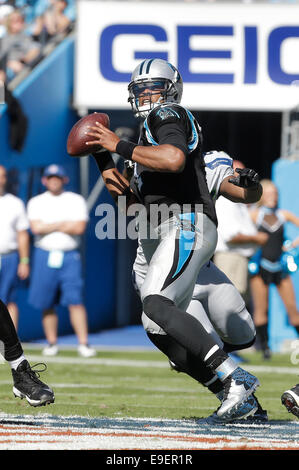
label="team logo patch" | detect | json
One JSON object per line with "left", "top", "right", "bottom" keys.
{"left": 156, "top": 107, "right": 180, "bottom": 121}
{"left": 179, "top": 220, "right": 196, "bottom": 233}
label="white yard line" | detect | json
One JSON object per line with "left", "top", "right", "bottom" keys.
{"left": 0, "top": 413, "right": 298, "bottom": 450}
{"left": 24, "top": 354, "right": 299, "bottom": 375}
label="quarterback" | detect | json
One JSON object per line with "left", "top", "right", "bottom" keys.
{"left": 86, "top": 58, "right": 261, "bottom": 421}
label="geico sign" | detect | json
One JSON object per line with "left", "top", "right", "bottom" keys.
{"left": 99, "top": 24, "right": 299, "bottom": 85}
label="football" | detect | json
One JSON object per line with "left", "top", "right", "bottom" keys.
{"left": 67, "top": 112, "right": 110, "bottom": 157}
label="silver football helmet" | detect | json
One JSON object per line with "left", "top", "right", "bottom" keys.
{"left": 128, "top": 59, "right": 183, "bottom": 119}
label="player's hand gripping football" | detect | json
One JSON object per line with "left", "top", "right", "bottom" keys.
{"left": 229, "top": 168, "right": 260, "bottom": 188}
{"left": 85, "top": 122, "right": 120, "bottom": 153}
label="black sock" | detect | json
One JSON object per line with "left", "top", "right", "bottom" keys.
{"left": 295, "top": 326, "right": 299, "bottom": 336}
{"left": 0, "top": 299, "right": 23, "bottom": 361}
{"left": 143, "top": 294, "right": 223, "bottom": 361}
{"left": 147, "top": 332, "right": 224, "bottom": 394}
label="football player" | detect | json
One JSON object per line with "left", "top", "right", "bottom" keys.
{"left": 131, "top": 150, "right": 267, "bottom": 422}
{"left": 0, "top": 298, "right": 54, "bottom": 406}
{"left": 86, "top": 58, "right": 260, "bottom": 421}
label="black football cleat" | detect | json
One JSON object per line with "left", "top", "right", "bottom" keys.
{"left": 12, "top": 360, "right": 55, "bottom": 407}
{"left": 245, "top": 394, "right": 268, "bottom": 423}
{"left": 281, "top": 384, "right": 299, "bottom": 418}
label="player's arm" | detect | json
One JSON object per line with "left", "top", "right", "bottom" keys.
{"left": 86, "top": 117, "right": 187, "bottom": 173}
{"left": 219, "top": 168, "right": 262, "bottom": 204}
{"left": 129, "top": 144, "right": 185, "bottom": 173}
{"left": 92, "top": 151, "right": 137, "bottom": 206}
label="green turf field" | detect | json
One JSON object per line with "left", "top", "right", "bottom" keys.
{"left": 0, "top": 348, "right": 298, "bottom": 421}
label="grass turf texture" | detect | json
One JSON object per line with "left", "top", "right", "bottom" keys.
{"left": 0, "top": 348, "right": 297, "bottom": 421}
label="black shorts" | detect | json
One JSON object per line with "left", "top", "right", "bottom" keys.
{"left": 259, "top": 267, "right": 288, "bottom": 286}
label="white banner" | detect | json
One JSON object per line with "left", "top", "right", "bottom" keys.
{"left": 74, "top": 1, "right": 299, "bottom": 112}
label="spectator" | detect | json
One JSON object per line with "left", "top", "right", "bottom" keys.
{"left": 15, "top": 0, "right": 49, "bottom": 28}
{"left": 0, "top": 2, "right": 14, "bottom": 79}
{"left": 32, "top": 0, "right": 72, "bottom": 43}
{"left": 0, "top": 165, "right": 30, "bottom": 330}
{"left": 1, "top": 10, "right": 41, "bottom": 79}
{"left": 0, "top": 2, "right": 14, "bottom": 39}
{"left": 27, "top": 164, "right": 96, "bottom": 358}
{"left": 0, "top": 69, "right": 6, "bottom": 83}
{"left": 249, "top": 179, "right": 299, "bottom": 359}
{"left": 214, "top": 160, "right": 268, "bottom": 306}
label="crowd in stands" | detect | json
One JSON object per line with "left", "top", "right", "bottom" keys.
{"left": 0, "top": 0, "right": 297, "bottom": 85}
{"left": 0, "top": 0, "right": 75, "bottom": 84}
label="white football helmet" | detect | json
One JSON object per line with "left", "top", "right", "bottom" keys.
{"left": 128, "top": 59, "right": 183, "bottom": 119}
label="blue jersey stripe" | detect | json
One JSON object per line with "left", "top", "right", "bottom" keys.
{"left": 144, "top": 119, "right": 158, "bottom": 145}
{"left": 205, "top": 158, "right": 232, "bottom": 170}
{"left": 172, "top": 213, "right": 196, "bottom": 278}
{"left": 185, "top": 109, "right": 199, "bottom": 152}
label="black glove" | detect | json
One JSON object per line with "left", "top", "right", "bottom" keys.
{"left": 229, "top": 168, "right": 260, "bottom": 188}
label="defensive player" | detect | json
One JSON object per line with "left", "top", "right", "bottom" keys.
{"left": 0, "top": 298, "right": 54, "bottom": 406}
{"left": 85, "top": 58, "right": 260, "bottom": 421}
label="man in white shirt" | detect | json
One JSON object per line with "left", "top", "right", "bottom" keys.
{"left": 27, "top": 164, "right": 96, "bottom": 358}
{"left": 0, "top": 165, "right": 30, "bottom": 329}
{"left": 214, "top": 160, "right": 268, "bottom": 305}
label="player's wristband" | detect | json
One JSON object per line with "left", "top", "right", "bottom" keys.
{"left": 115, "top": 140, "right": 137, "bottom": 161}
{"left": 20, "top": 257, "right": 29, "bottom": 264}
{"left": 92, "top": 151, "right": 115, "bottom": 173}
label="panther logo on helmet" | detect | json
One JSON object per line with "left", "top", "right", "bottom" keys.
{"left": 128, "top": 59, "right": 183, "bottom": 119}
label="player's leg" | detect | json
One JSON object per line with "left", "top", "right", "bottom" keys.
{"left": 143, "top": 308, "right": 261, "bottom": 422}
{"left": 136, "top": 233, "right": 259, "bottom": 421}
{"left": 7, "top": 303, "right": 19, "bottom": 331}
{"left": 0, "top": 298, "right": 23, "bottom": 364}
{"left": 190, "top": 264, "right": 266, "bottom": 421}
{"left": 0, "top": 252, "right": 19, "bottom": 329}
{"left": 141, "top": 212, "right": 220, "bottom": 360}
{"left": 143, "top": 307, "right": 224, "bottom": 395}
{"left": 0, "top": 298, "right": 54, "bottom": 406}
{"left": 195, "top": 262, "right": 256, "bottom": 350}
{"left": 141, "top": 212, "right": 259, "bottom": 419}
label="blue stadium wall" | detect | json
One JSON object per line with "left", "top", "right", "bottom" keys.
{"left": 270, "top": 159, "right": 299, "bottom": 351}
{"left": 0, "top": 37, "right": 117, "bottom": 341}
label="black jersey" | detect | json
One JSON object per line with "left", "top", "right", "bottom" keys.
{"left": 130, "top": 103, "right": 218, "bottom": 227}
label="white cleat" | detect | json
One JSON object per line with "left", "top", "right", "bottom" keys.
{"left": 217, "top": 367, "right": 260, "bottom": 420}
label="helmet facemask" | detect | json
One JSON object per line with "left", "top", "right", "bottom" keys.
{"left": 128, "top": 78, "right": 172, "bottom": 118}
